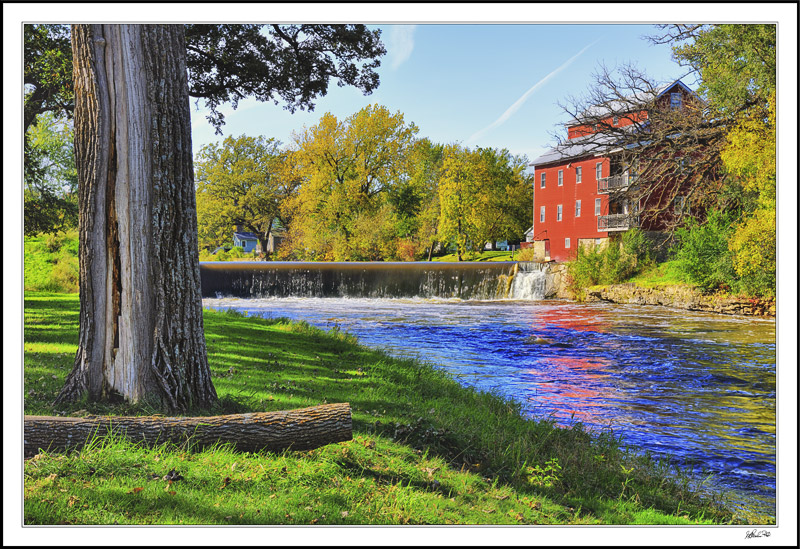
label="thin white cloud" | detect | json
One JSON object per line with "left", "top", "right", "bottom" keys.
{"left": 467, "top": 39, "right": 600, "bottom": 144}
{"left": 388, "top": 25, "right": 417, "bottom": 70}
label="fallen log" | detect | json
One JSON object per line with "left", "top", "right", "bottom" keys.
{"left": 24, "top": 402, "right": 351, "bottom": 458}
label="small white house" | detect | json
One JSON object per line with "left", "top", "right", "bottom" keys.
{"left": 523, "top": 226, "right": 535, "bottom": 242}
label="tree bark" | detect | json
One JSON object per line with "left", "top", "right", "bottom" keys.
{"left": 55, "top": 24, "right": 217, "bottom": 412}
{"left": 25, "top": 403, "right": 351, "bottom": 457}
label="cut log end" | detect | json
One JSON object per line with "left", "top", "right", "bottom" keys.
{"left": 24, "top": 403, "right": 352, "bottom": 458}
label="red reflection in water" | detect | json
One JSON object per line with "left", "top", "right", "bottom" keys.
{"left": 528, "top": 355, "right": 615, "bottom": 426}
{"left": 532, "top": 305, "right": 611, "bottom": 333}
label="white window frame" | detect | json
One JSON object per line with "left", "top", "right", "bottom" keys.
{"left": 575, "top": 200, "right": 581, "bottom": 218}
{"left": 557, "top": 204, "right": 562, "bottom": 222}
{"left": 596, "top": 162, "right": 603, "bottom": 181}
{"left": 540, "top": 172, "right": 546, "bottom": 189}
{"left": 670, "top": 92, "right": 682, "bottom": 109}
{"left": 565, "top": 238, "right": 571, "bottom": 249}
{"left": 540, "top": 205, "right": 545, "bottom": 223}
{"left": 576, "top": 166, "right": 582, "bottom": 183}
{"left": 558, "top": 170, "right": 563, "bottom": 186}
{"left": 595, "top": 198, "right": 602, "bottom": 216}
{"left": 612, "top": 116, "right": 619, "bottom": 126}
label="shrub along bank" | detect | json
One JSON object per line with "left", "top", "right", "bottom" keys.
{"left": 23, "top": 291, "right": 769, "bottom": 525}
{"left": 564, "top": 227, "right": 776, "bottom": 316}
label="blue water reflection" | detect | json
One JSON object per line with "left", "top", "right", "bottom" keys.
{"left": 203, "top": 296, "right": 776, "bottom": 517}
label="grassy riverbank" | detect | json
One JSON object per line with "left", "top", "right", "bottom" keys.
{"left": 431, "top": 250, "right": 518, "bottom": 262}
{"left": 23, "top": 291, "right": 769, "bottom": 526}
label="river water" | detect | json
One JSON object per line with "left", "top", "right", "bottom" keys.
{"left": 202, "top": 295, "right": 776, "bottom": 518}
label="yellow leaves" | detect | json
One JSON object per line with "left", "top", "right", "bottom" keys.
{"left": 437, "top": 145, "right": 501, "bottom": 257}
{"left": 720, "top": 91, "right": 776, "bottom": 290}
{"left": 729, "top": 206, "right": 776, "bottom": 280}
{"left": 721, "top": 92, "right": 776, "bottom": 198}
{"left": 287, "top": 104, "right": 419, "bottom": 261}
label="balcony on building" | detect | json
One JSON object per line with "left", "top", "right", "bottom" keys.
{"left": 598, "top": 172, "right": 638, "bottom": 194}
{"left": 598, "top": 213, "right": 640, "bottom": 232}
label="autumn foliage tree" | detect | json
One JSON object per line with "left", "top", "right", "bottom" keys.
{"left": 282, "top": 104, "right": 418, "bottom": 260}
{"left": 437, "top": 145, "right": 491, "bottom": 261}
{"left": 656, "top": 24, "right": 776, "bottom": 296}
{"left": 437, "top": 145, "right": 532, "bottom": 260}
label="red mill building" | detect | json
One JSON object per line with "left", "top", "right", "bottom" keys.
{"left": 528, "top": 80, "right": 699, "bottom": 262}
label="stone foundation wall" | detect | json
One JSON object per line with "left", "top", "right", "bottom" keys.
{"left": 546, "top": 263, "right": 574, "bottom": 300}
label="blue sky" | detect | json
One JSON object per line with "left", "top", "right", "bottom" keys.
{"left": 190, "top": 24, "right": 691, "bottom": 164}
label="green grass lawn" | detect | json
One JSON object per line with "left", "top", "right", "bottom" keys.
{"left": 23, "top": 230, "right": 79, "bottom": 293}
{"left": 624, "top": 260, "right": 695, "bottom": 288}
{"left": 23, "top": 291, "right": 765, "bottom": 525}
{"left": 431, "top": 250, "right": 520, "bottom": 262}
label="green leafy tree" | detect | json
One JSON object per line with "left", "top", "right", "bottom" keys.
{"left": 659, "top": 24, "right": 775, "bottom": 119}
{"left": 24, "top": 24, "right": 385, "bottom": 132}
{"left": 195, "top": 135, "right": 294, "bottom": 255}
{"left": 184, "top": 24, "right": 385, "bottom": 133}
{"left": 388, "top": 138, "right": 444, "bottom": 260}
{"left": 24, "top": 25, "right": 76, "bottom": 235}
{"left": 674, "top": 209, "right": 737, "bottom": 292}
{"left": 437, "top": 145, "right": 532, "bottom": 260}
{"left": 24, "top": 24, "right": 74, "bottom": 133}
{"left": 24, "top": 112, "right": 78, "bottom": 235}
{"left": 475, "top": 147, "right": 534, "bottom": 247}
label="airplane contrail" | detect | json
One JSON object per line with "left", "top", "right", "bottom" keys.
{"left": 466, "top": 39, "right": 600, "bottom": 145}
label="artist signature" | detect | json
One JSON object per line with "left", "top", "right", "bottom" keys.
{"left": 745, "top": 529, "right": 771, "bottom": 539}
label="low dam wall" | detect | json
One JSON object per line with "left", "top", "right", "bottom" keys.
{"left": 200, "top": 261, "right": 556, "bottom": 300}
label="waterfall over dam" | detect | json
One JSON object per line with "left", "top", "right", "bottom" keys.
{"left": 200, "top": 261, "right": 552, "bottom": 300}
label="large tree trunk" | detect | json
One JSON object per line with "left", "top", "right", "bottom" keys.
{"left": 55, "top": 24, "right": 217, "bottom": 412}
{"left": 25, "top": 403, "right": 351, "bottom": 457}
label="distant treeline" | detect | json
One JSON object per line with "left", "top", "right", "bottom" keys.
{"left": 194, "top": 104, "right": 533, "bottom": 262}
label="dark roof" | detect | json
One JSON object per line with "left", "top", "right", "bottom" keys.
{"left": 233, "top": 231, "right": 259, "bottom": 240}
